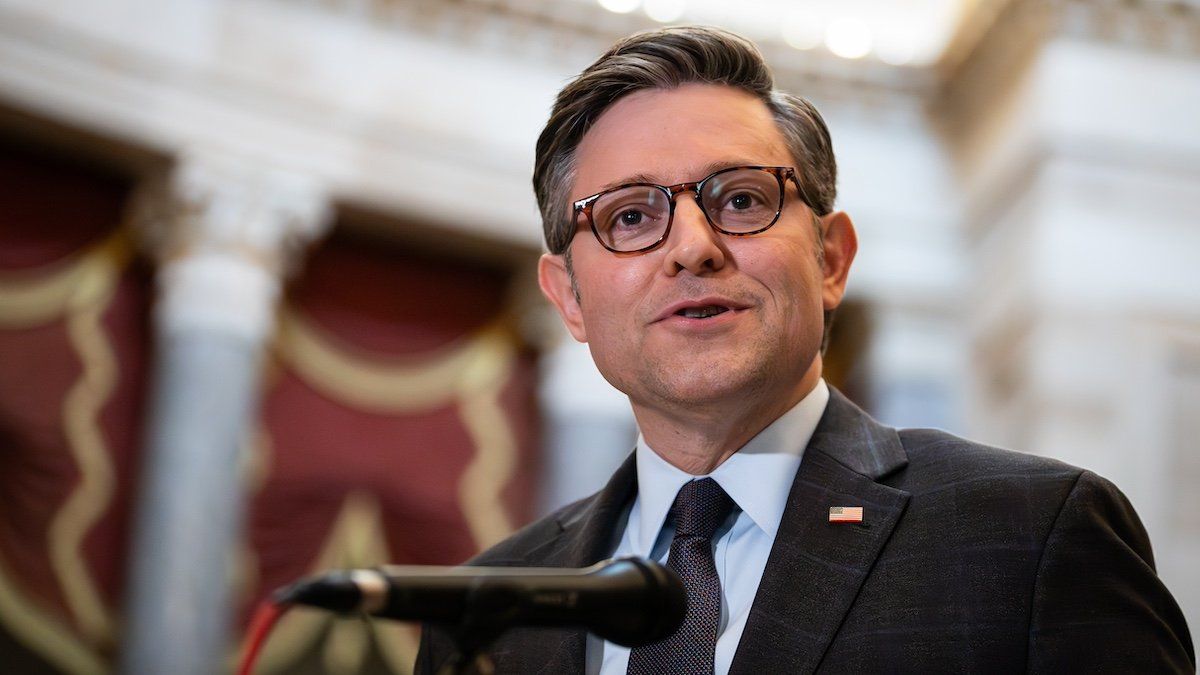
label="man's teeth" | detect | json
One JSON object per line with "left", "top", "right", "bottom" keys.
{"left": 680, "top": 306, "right": 728, "bottom": 318}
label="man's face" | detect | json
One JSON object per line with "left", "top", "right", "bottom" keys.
{"left": 539, "top": 83, "right": 856, "bottom": 418}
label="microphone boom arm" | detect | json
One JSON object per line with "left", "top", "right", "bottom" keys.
{"left": 275, "top": 557, "right": 686, "bottom": 673}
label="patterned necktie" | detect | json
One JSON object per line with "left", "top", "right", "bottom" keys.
{"left": 627, "top": 477, "right": 735, "bottom": 675}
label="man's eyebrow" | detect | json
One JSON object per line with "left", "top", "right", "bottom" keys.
{"left": 598, "top": 160, "right": 761, "bottom": 191}
{"left": 599, "top": 173, "right": 659, "bottom": 190}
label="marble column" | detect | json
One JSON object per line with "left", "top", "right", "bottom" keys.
{"left": 119, "top": 155, "right": 330, "bottom": 675}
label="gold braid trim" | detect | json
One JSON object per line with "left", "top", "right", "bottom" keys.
{"left": 0, "top": 556, "right": 105, "bottom": 675}
{"left": 0, "top": 233, "right": 130, "bottom": 328}
{"left": 269, "top": 306, "right": 523, "bottom": 670}
{"left": 275, "top": 307, "right": 520, "bottom": 547}
{"left": 49, "top": 236, "right": 128, "bottom": 645}
{"left": 0, "top": 232, "right": 130, "bottom": 670}
{"left": 457, "top": 350, "right": 518, "bottom": 551}
{"left": 276, "top": 309, "right": 514, "bottom": 414}
{"left": 228, "top": 491, "right": 413, "bottom": 675}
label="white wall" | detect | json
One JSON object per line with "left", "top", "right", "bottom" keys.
{"left": 960, "top": 34, "right": 1200, "bottom": 635}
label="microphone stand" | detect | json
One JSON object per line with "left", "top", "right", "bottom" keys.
{"left": 434, "top": 584, "right": 524, "bottom": 675}
{"left": 435, "top": 650, "right": 493, "bottom": 675}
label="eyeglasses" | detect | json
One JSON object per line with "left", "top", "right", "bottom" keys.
{"left": 572, "top": 165, "right": 810, "bottom": 254}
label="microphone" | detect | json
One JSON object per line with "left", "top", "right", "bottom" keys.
{"left": 276, "top": 557, "right": 685, "bottom": 648}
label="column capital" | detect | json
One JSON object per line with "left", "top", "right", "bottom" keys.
{"left": 136, "top": 152, "right": 332, "bottom": 275}
{"left": 133, "top": 152, "right": 333, "bottom": 341}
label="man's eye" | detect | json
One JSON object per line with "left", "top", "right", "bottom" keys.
{"left": 606, "top": 208, "right": 655, "bottom": 232}
{"left": 620, "top": 210, "right": 644, "bottom": 226}
{"left": 729, "top": 193, "right": 755, "bottom": 210}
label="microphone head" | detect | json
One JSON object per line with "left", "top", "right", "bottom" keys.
{"left": 585, "top": 558, "right": 686, "bottom": 648}
{"left": 276, "top": 556, "right": 687, "bottom": 649}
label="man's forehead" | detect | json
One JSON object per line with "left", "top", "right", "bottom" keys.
{"left": 571, "top": 83, "right": 792, "bottom": 197}
{"left": 600, "top": 158, "right": 771, "bottom": 191}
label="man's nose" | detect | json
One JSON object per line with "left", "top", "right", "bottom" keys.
{"left": 661, "top": 196, "right": 727, "bottom": 276}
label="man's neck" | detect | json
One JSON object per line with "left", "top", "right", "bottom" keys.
{"left": 631, "top": 366, "right": 822, "bottom": 475}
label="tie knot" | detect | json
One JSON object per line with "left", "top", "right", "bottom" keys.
{"left": 670, "top": 478, "right": 735, "bottom": 539}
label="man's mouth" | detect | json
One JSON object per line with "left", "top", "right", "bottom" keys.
{"left": 656, "top": 296, "right": 749, "bottom": 323}
{"left": 676, "top": 305, "right": 730, "bottom": 319}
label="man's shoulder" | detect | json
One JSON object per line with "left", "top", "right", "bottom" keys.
{"left": 466, "top": 493, "right": 600, "bottom": 567}
{"left": 886, "top": 426, "right": 1147, "bottom": 548}
{"left": 894, "top": 426, "right": 1086, "bottom": 494}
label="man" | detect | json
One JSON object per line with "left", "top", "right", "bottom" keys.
{"left": 419, "top": 26, "right": 1194, "bottom": 674}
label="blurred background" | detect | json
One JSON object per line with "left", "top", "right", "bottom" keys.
{"left": 1, "top": 0, "right": 1197, "bottom": 672}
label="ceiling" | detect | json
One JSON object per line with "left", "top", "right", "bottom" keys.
{"left": 577, "top": 0, "right": 979, "bottom": 66}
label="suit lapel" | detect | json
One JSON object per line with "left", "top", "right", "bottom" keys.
{"left": 730, "top": 390, "right": 911, "bottom": 675}
{"left": 541, "top": 451, "right": 638, "bottom": 567}
{"left": 492, "top": 453, "right": 638, "bottom": 675}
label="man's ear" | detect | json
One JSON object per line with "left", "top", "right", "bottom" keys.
{"left": 538, "top": 252, "right": 588, "bottom": 342}
{"left": 819, "top": 211, "right": 858, "bottom": 312}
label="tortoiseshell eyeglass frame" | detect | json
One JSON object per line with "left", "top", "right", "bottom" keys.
{"left": 571, "top": 165, "right": 814, "bottom": 255}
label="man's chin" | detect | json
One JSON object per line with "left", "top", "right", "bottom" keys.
{"left": 638, "top": 361, "right": 771, "bottom": 409}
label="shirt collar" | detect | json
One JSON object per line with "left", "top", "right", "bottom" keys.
{"left": 632, "top": 378, "right": 830, "bottom": 553}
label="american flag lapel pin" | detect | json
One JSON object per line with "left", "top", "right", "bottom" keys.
{"left": 829, "top": 506, "right": 864, "bottom": 524}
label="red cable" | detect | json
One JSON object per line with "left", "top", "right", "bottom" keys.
{"left": 237, "top": 599, "right": 291, "bottom": 675}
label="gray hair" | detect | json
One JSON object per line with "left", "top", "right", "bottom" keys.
{"left": 532, "top": 26, "right": 842, "bottom": 352}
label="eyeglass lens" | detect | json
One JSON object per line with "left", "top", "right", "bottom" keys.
{"left": 591, "top": 168, "right": 782, "bottom": 252}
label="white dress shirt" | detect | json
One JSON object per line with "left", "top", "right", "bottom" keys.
{"left": 587, "top": 379, "right": 830, "bottom": 675}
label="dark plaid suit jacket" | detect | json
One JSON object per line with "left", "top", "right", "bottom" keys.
{"left": 418, "top": 389, "right": 1194, "bottom": 673}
